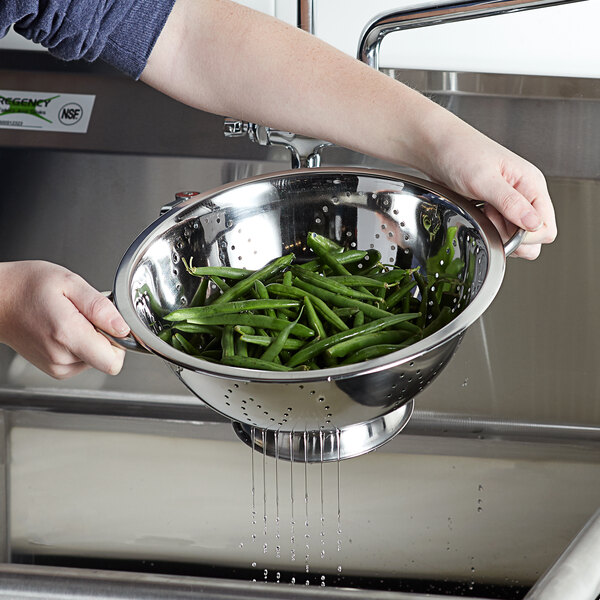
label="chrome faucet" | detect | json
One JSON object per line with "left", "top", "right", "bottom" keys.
{"left": 223, "top": 119, "right": 331, "bottom": 169}
{"left": 226, "top": 0, "right": 587, "bottom": 168}
{"left": 358, "top": 0, "right": 587, "bottom": 70}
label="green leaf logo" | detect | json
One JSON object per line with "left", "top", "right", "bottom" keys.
{"left": 0, "top": 94, "right": 59, "bottom": 123}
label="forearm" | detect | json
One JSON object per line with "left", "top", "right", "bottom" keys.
{"left": 140, "top": 0, "right": 449, "bottom": 171}
{"left": 140, "top": 0, "right": 556, "bottom": 257}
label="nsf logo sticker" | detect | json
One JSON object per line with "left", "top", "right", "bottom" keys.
{"left": 58, "top": 102, "right": 84, "bottom": 126}
{"left": 0, "top": 90, "right": 95, "bottom": 133}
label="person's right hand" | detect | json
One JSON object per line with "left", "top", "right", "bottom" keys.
{"left": 0, "top": 261, "right": 129, "bottom": 379}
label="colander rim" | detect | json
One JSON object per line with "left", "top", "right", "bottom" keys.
{"left": 113, "top": 167, "right": 507, "bottom": 383}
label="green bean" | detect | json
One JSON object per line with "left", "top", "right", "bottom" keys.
{"left": 186, "top": 313, "right": 314, "bottom": 338}
{"left": 327, "top": 275, "right": 387, "bottom": 289}
{"left": 283, "top": 270, "right": 293, "bottom": 286}
{"left": 307, "top": 233, "right": 351, "bottom": 276}
{"left": 172, "top": 323, "right": 222, "bottom": 336}
{"left": 385, "top": 278, "right": 418, "bottom": 310}
{"left": 212, "top": 254, "right": 294, "bottom": 305}
{"left": 158, "top": 328, "right": 172, "bottom": 342}
{"left": 234, "top": 325, "right": 255, "bottom": 337}
{"left": 189, "top": 277, "right": 209, "bottom": 307}
{"left": 298, "top": 250, "right": 368, "bottom": 271}
{"left": 346, "top": 249, "right": 382, "bottom": 274}
{"left": 421, "top": 305, "right": 454, "bottom": 337}
{"left": 239, "top": 334, "right": 305, "bottom": 351}
{"left": 293, "top": 278, "right": 392, "bottom": 320}
{"left": 254, "top": 280, "right": 276, "bottom": 319}
{"left": 276, "top": 307, "right": 297, "bottom": 320}
{"left": 173, "top": 333, "right": 201, "bottom": 356}
{"left": 303, "top": 295, "right": 326, "bottom": 340}
{"left": 183, "top": 262, "right": 251, "bottom": 279}
{"left": 326, "top": 329, "right": 412, "bottom": 359}
{"left": 235, "top": 336, "right": 248, "bottom": 357}
{"left": 261, "top": 310, "right": 303, "bottom": 363}
{"left": 372, "top": 267, "right": 415, "bottom": 284}
{"left": 197, "top": 350, "right": 222, "bottom": 361}
{"left": 210, "top": 276, "right": 230, "bottom": 292}
{"left": 164, "top": 299, "right": 300, "bottom": 321}
{"left": 221, "top": 325, "right": 235, "bottom": 357}
{"left": 414, "top": 271, "right": 429, "bottom": 328}
{"left": 290, "top": 266, "right": 377, "bottom": 301}
{"left": 266, "top": 283, "right": 348, "bottom": 332}
{"left": 352, "top": 310, "right": 365, "bottom": 328}
{"left": 307, "top": 232, "right": 343, "bottom": 252}
{"left": 332, "top": 307, "right": 359, "bottom": 318}
{"left": 171, "top": 333, "right": 184, "bottom": 353}
{"left": 221, "top": 355, "right": 293, "bottom": 371}
{"left": 340, "top": 344, "right": 408, "bottom": 365}
{"left": 286, "top": 313, "right": 420, "bottom": 368}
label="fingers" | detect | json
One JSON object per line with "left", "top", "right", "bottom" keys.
{"left": 482, "top": 205, "right": 542, "bottom": 261}
{"left": 512, "top": 168, "right": 557, "bottom": 244}
{"left": 60, "top": 274, "right": 129, "bottom": 376}
{"left": 488, "top": 176, "right": 543, "bottom": 234}
{"left": 65, "top": 274, "right": 130, "bottom": 337}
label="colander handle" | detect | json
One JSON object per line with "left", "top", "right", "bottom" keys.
{"left": 504, "top": 228, "right": 527, "bottom": 257}
{"left": 97, "top": 292, "right": 151, "bottom": 354}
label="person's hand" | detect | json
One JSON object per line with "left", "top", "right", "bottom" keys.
{"left": 416, "top": 112, "right": 557, "bottom": 260}
{"left": 0, "top": 261, "right": 130, "bottom": 379}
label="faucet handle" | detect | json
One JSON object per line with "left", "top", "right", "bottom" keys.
{"left": 223, "top": 118, "right": 249, "bottom": 137}
{"left": 223, "top": 117, "right": 332, "bottom": 169}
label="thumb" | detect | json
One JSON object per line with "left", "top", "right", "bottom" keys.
{"left": 66, "top": 277, "right": 130, "bottom": 338}
{"left": 487, "top": 177, "right": 543, "bottom": 233}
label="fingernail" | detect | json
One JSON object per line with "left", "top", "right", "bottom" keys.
{"left": 111, "top": 317, "right": 129, "bottom": 335}
{"left": 521, "top": 210, "right": 543, "bottom": 232}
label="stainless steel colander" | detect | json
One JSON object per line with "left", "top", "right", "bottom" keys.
{"left": 111, "top": 168, "right": 521, "bottom": 461}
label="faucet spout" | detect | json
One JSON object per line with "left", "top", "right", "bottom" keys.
{"left": 358, "top": 0, "right": 587, "bottom": 70}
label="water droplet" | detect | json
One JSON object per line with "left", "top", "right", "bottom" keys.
{"left": 337, "top": 565, "right": 343, "bottom": 573}
{"left": 251, "top": 562, "right": 257, "bottom": 568}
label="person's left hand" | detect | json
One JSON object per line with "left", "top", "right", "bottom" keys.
{"left": 0, "top": 261, "right": 130, "bottom": 379}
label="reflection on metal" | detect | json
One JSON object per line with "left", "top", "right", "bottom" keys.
{"left": 524, "top": 509, "right": 600, "bottom": 599}
{"left": 0, "top": 412, "right": 9, "bottom": 563}
{"left": 0, "top": 563, "right": 484, "bottom": 600}
{"left": 380, "top": 68, "right": 600, "bottom": 100}
{"left": 223, "top": 118, "right": 331, "bottom": 168}
{"left": 232, "top": 399, "right": 414, "bottom": 462}
{"left": 297, "top": 0, "right": 315, "bottom": 34}
{"left": 358, "top": 0, "right": 588, "bottom": 70}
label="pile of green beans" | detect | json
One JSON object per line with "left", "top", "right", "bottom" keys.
{"left": 156, "top": 232, "right": 463, "bottom": 371}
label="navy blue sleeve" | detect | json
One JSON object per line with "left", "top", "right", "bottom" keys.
{"left": 0, "top": 0, "right": 176, "bottom": 79}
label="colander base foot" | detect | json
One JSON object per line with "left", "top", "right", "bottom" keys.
{"left": 232, "top": 400, "right": 414, "bottom": 462}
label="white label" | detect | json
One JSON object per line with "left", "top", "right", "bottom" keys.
{"left": 0, "top": 90, "right": 95, "bottom": 133}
